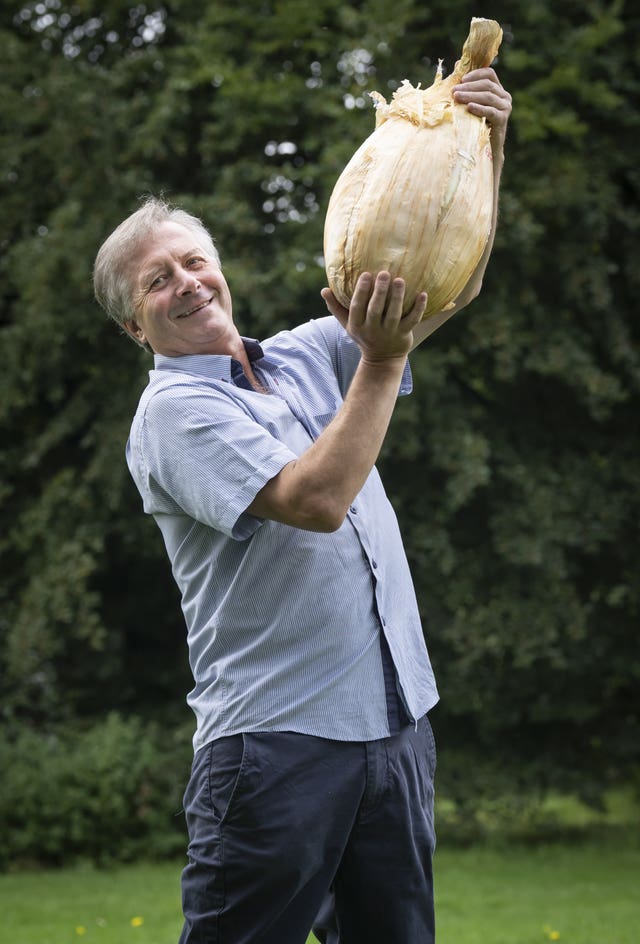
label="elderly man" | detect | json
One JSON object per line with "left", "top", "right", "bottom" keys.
{"left": 94, "top": 68, "right": 511, "bottom": 944}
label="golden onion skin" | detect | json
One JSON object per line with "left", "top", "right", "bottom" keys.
{"left": 323, "top": 18, "right": 503, "bottom": 318}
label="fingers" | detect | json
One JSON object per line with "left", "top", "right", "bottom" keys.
{"left": 323, "top": 278, "right": 401, "bottom": 326}
{"left": 321, "top": 286, "right": 346, "bottom": 317}
{"left": 367, "top": 272, "right": 404, "bottom": 322}
{"left": 323, "top": 272, "right": 426, "bottom": 357}
{"left": 407, "top": 290, "right": 428, "bottom": 324}
{"left": 323, "top": 272, "right": 426, "bottom": 332}
{"left": 355, "top": 272, "right": 413, "bottom": 328}
{"left": 452, "top": 68, "right": 512, "bottom": 127}
{"left": 349, "top": 271, "right": 375, "bottom": 326}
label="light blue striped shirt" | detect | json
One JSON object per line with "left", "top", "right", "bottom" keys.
{"left": 126, "top": 316, "right": 439, "bottom": 750}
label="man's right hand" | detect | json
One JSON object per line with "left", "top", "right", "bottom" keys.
{"left": 321, "top": 271, "right": 427, "bottom": 363}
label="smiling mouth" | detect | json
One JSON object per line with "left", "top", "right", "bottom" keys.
{"left": 177, "top": 296, "right": 215, "bottom": 319}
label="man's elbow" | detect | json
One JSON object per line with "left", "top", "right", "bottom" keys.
{"left": 248, "top": 472, "right": 349, "bottom": 532}
{"left": 296, "top": 494, "right": 348, "bottom": 533}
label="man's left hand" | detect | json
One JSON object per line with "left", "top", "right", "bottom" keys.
{"left": 452, "top": 67, "right": 512, "bottom": 154}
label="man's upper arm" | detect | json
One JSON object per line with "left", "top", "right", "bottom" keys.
{"left": 410, "top": 308, "right": 460, "bottom": 349}
{"left": 135, "top": 383, "right": 296, "bottom": 537}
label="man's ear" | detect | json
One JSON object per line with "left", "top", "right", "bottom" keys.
{"left": 123, "top": 319, "right": 148, "bottom": 346}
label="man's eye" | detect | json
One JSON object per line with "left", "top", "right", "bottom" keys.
{"left": 187, "top": 257, "right": 204, "bottom": 266}
{"left": 150, "top": 275, "right": 165, "bottom": 288}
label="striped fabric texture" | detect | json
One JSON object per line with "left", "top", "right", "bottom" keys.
{"left": 126, "top": 316, "right": 439, "bottom": 750}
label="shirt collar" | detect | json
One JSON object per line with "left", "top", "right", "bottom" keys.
{"left": 153, "top": 338, "right": 265, "bottom": 382}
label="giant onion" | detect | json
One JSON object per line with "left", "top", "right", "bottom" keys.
{"left": 323, "top": 17, "right": 503, "bottom": 318}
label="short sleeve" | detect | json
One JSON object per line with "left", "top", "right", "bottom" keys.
{"left": 129, "top": 381, "right": 296, "bottom": 539}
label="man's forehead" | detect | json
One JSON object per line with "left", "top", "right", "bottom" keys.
{"left": 136, "top": 223, "right": 208, "bottom": 272}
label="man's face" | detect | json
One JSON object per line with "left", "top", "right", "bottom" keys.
{"left": 125, "top": 221, "right": 235, "bottom": 356}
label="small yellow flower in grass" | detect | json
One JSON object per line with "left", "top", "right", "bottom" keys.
{"left": 75, "top": 928, "right": 87, "bottom": 937}
{"left": 130, "top": 916, "right": 144, "bottom": 927}
{"left": 549, "top": 934, "right": 560, "bottom": 941}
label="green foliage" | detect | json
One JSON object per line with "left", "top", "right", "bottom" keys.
{"left": 0, "top": 713, "right": 636, "bottom": 870}
{"left": 0, "top": 715, "right": 191, "bottom": 868}
{"left": 0, "top": 0, "right": 638, "bottom": 838}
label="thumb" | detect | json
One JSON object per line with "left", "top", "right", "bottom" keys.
{"left": 321, "top": 288, "right": 349, "bottom": 328}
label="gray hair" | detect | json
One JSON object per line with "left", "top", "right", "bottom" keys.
{"left": 93, "top": 196, "right": 220, "bottom": 350}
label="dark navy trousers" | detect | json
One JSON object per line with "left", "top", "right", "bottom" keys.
{"left": 178, "top": 716, "right": 437, "bottom": 943}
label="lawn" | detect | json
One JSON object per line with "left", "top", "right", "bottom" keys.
{"left": 0, "top": 837, "right": 638, "bottom": 944}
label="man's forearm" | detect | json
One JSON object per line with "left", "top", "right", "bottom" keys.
{"left": 410, "top": 68, "right": 512, "bottom": 348}
{"left": 410, "top": 144, "right": 505, "bottom": 348}
{"left": 447, "top": 144, "right": 505, "bottom": 309}
{"left": 247, "top": 354, "right": 407, "bottom": 531}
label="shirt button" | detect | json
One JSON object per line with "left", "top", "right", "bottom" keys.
{"left": 350, "top": 505, "right": 357, "bottom": 514}
{"left": 371, "top": 560, "right": 378, "bottom": 569}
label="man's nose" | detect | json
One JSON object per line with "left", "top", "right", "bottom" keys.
{"left": 176, "top": 268, "right": 201, "bottom": 293}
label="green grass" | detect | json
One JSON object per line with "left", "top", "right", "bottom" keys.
{"left": 434, "top": 838, "right": 640, "bottom": 944}
{"left": 1, "top": 837, "right": 638, "bottom": 944}
{"left": 0, "top": 862, "right": 183, "bottom": 944}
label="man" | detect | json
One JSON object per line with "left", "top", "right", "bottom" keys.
{"left": 94, "top": 68, "right": 511, "bottom": 944}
